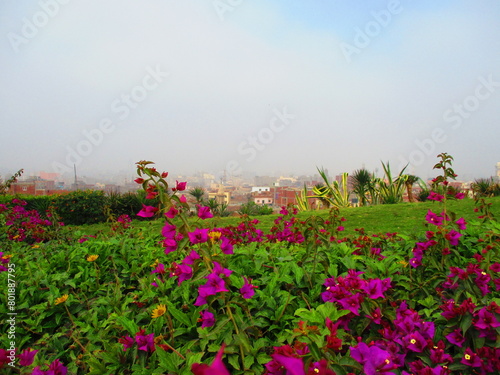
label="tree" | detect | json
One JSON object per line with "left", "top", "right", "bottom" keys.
{"left": 188, "top": 187, "right": 206, "bottom": 205}
{"left": 351, "top": 168, "right": 373, "bottom": 206}
{"left": 0, "top": 169, "right": 24, "bottom": 195}
{"left": 403, "top": 174, "right": 420, "bottom": 203}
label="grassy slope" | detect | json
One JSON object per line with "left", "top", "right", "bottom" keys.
{"left": 76, "top": 197, "right": 500, "bottom": 238}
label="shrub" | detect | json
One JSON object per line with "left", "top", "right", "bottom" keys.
{"left": 52, "top": 190, "right": 107, "bottom": 225}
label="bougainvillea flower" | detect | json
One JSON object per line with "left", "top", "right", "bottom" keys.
{"left": 430, "top": 341, "right": 453, "bottom": 365}
{"left": 337, "top": 293, "right": 364, "bottom": 315}
{"left": 118, "top": 335, "right": 134, "bottom": 351}
{"left": 362, "top": 279, "right": 389, "bottom": 299}
{"left": 162, "top": 223, "right": 177, "bottom": 238}
{"left": 135, "top": 329, "right": 155, "bottom": 352}
{"left": 165, "top": 206, "right": 179, "bottom": 219}
{"left": 425, "top": 210, "right": 443, "bottom": 226}
{"left": 460, "top": 348, "right": 481, "bottom": 367}
{"left": 180, "top": 194, "right": 187, "bottom": 203}
{"left": 188, "top": 228, "right": 209, "bottom": 244}
{"left": 240, "top": 277, "right": 258, "bottom": 299}
{"left": 403, "top": 331, "right": 428, "bottom": 352}
{"left": 445, "top": 230, "right": 462, "bottom": 246}
{"left": 455, "top": 192, "right": 465, "bottom": 199}
{"left": 271, "top": 354, "right": 306, "bottom": 375}
{"left": 197, "top": 205, "right": 213, "bottom": 220}
{"left": 137, "top": 205, "right": 158, "bottom": 218}
{"left": 307, "top": 359, "right": 336, "bottom": 375}
{"left": 163, "top": 238, "right": 177, "bottom": 254}
{"left": 212, "top": 261, "right": 233, "bottom": 278}
{"left": 170, "top": 262, "right": 193, "bottom": 285}
{"left": 151, "top": 263, "right": 166, "bottom": 275}
{"left": 220, "top": 237, "right": 234, "bottom": 254}
{"left": 455, "top": 217, "right": 467, "bottom": 230}
{"left": 47, "top": 359, "right": 68, "bottom": 375}
{"left": 192, "top": 344, "right": 230, "bottom": 375}
{"left": 366, "top": 307, "right": 383, "bottom": 325}
{"left": 199, "top": 310, "right": 215, "bottom": 328}
{"left": 489, "top": 263, "right": 500, "bottom": 272}
{"left": 350, "top": 343, "right": 396, "bottom": 375}
{"left": 428, "top": 191, "right": 444, "bottom": 202}
{"left": 19, "top": 348, "right": 38, "bottom": 366}
{"left": 172, "top": 181, "right": 187, "bottom": 192}
{"left": 445, "top": 329, "right": 465, "bottom": 347}
{"left": 182, "top": 250, "right": 200, "bottom": 265}
{"left": 199, "top": 273, "right": 229, "bottom": 296}
{"left": 474, "top": 307, "right": 500, "bottom": 330}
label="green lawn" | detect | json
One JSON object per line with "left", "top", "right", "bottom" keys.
{"left": 74, "top": 196, "right": 500, "bottom": 238}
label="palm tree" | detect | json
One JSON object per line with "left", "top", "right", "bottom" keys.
{"left": 403, "top": 175, "right": 420, "bottom": 203}
{"left": 351, "top": 168, "right": 373, "bottom": 206}
{"left": 188, "top": 187, "right": 205, "bottom": 205}
{"left": 375, "top": 162, "right": 408, "bottom": 204}
{"left": 312, "top": 169, "right": 351, "bottom": 208}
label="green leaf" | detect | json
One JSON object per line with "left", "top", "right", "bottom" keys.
{"left": 166, "top": 301, "right": 192, "bottom": 327}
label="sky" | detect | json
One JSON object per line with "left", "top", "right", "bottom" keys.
{"left": 1, "top": 0, "right": 499, "bottom": 183}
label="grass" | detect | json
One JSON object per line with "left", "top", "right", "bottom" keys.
{"left": 71, "top": 197, "right": 500, "bottom": 239}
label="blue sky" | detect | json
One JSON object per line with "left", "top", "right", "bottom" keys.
{"left": 0, "top": 0, "right": 499, "bottom": 182}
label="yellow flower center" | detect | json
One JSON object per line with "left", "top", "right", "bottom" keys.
{"left": 410, "top": 339, "right": 416, "bottom": 344}
{"left": 208, "top": 231, "right": 222, "bottom": 243}
{"left": 465, "top": 354, "right": 471, "bottom": 360}
{"left": 385, "top": 359, "right": 390, "bottom": 365}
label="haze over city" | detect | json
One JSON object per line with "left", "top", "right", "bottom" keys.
{"left": 1, "top": 0, "right": 499, "bottom": 184}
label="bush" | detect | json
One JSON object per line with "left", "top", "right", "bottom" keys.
{"left": 52, "top": 190, "right": 107, "bottom": 225}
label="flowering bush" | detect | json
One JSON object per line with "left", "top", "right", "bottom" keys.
{"left": 0, "top": 154, "right": 498, "bottom": 374}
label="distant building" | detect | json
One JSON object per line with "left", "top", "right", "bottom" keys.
{"left": 251, "top": 186, "right": 270, "bottom": 193}
{"left": 496, "top": 162, "right": 500, "bottom": 182}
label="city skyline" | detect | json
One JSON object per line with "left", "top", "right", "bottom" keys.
{"left": 1, "top": 1, "right": 499, "bottom": 182}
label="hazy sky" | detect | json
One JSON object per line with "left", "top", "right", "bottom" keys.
{"left": 1, "top": 0, "right": 499, "bottom": 182}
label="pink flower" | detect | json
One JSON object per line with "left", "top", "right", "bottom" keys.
{"left": 445, "top": 229, "right": 462, "bottom": 246}
{"left": 455, "top": 217, "right": 467, "bottom": 230}
{"left": 271, "top": 354, "right": 306, "bottom": 375}
{"left": 428, "top": 191, "right": 444, "bottom": 201}
{"left": 180, "top": 195, "right": 187, "bottom": 203}
{"left": 191, "top": 344, "right": 230, "bottom": 375}
{"left": 165, "top": 206, "right": 179, "bottom": 219}
{"left": 137, "top": 205, "right": 158, "bottom": 218}
{"left": 455, "top": 192, "right": 465, "bottom": 199}
{"left": 118, "top": 336, "right": 134, "bottom": 351}
{"left": 220, "top": 237, "right": 234, "bottom": 254}
{"left": 19, "top": 348, "right": 38, "bottom": 366}
{"left": 197, "top": 206, "right": 213, "bottom": 220}
{"left": 445, "top": 329, "right": 465, "bottom": 347}
{"left": 172, "top": 181, "right": 187, "bottom": 191}
{"left": 199, "top": 310, "right": 215, "bottom": 328}
{"left": 240, "top": 277, "right": 258, "bottom": 299}
{"left": 425, "top": 210, "right": 443, "bottom": 226}
{"left": 135, "top": 329, "right": 155, "bottom": 352}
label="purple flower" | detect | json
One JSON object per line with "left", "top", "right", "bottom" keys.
{"left": 170, "top": 262, "right": 193, "bottom": 285}
{"left": 19, "top": 348, "right": 38, "bottom": 366}
{"left": 165, "top": 206, "right": 179, "bottom": 219}
{"left": 182, "top": 250, "right": 200, "bottom": 265}
{"left": 212, "top": 261, "right": 233, "bottom": 278}
{"left": 135, "top": 329, "right": 155, "bottom": 352}
{"left": 455, "top": 217, "right": 467, "bottom": 230}
{"left": 163, "top": 238, "right": 177, "bottom": 254}
{"left": 445, "top": 328, "right": 465, "bottom": 347}
{"left": 337, "top": 292, "right": 364, "bottom": 315}
{"left": 350, "top": 343, "right": 397, "bottom": 375}
{"left": 48, "top": 359, "right": 68, "bottom": 375}
{"left": 474, "top": 307, "right": 500, "bottom": 330}
{"left": 188, "top": 228, "right": 209, "bottom": 244}
{"left": 137, "top": 205, "right": 158, "bottom": 218}
{"left": 362, "top": 278, "right": 388, "bottom": 299}
{"left": 191, "top": 344, "right": 230, "bottom": 375}
{"left": 428, "top": 191, "right": 444, "bottom": 202}
{"left": 220, "top": 237, "right": 234, "bottom": 254}
{"left": 197, "top": 205, "right": 213, "bottom": 220}
{"left": 460, "top": 348, "right": 482, "bottom": 367}
{"left": 240, "top": 277, "right": 258, "bottom": 299}
{"left": 161, "top": 223, "right": 177, "bottom": 238}
{"left": 425, "top": 210, "right": 443, "bottom": 226}
{"left": 118, "top": 335, "right": 134, "bottom": 351}
{"left": 445, "top": 229, "right": 462, "bottom": 246}
{"left": 403, "top": 331, "right": 428, "bottom": 352}
{"left": 199, "top": 310, "right": 215, "bottom": 328}
{"left": 271, "top": 354, "right": 306, "bottom": 375}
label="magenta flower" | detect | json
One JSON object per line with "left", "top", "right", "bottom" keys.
{"left": 366, "top": 307, "right": 383, "bottom": 325}
{"left": 192, "top": 344, "right": 230, "bottom": 375}
{"left": 182, "top": 250, "right": 200, "bottom": 265}
{"left": 362, "top": 278, "right": 389, "bottom": 299}
{"left": 199, "top": 310, "right": 215, "bottom": 328}
{"left": 212, "top": 261, "right": 233, "bottom": 278}
{"left": 350, "top": 343, "right": 397, "bottom": 375}
{"left": 403, "top": 331, "right": 427, "bottom": 352}
{"left": 163, "top": 238, "right": 177, "bottom": 254}
{"left": 445, "top": 329, "right": 465, "bottom": 347}
{"left": 455, "top": 192, "right": 465, "bottom": 199}
{"left": 188, "top": 228, "right": 209, "bottom": 244}
{"left": 173, "top": 181, "right": 187, "bottom": 191}
{"left": 135, "top": 329, "right": 155, "bottom": 352}
{"left": 19, "top": 348, "right": 38, "bottom": 366}
{"left": 118, "top": 335, "right": 134, "bottom": 351}
{"left": 162, "top": 223, "right": 177, "bottom": 238}
{"left": 170, "top": 262, "right": 193, "bottom": 285}
{"left": 220, "top": 237, "right": 234, "bottom": 254}
{"left": 271, "top": 354, "right": 306, "bottom": 375}
{"left": 240, "top": 277, "right": 258, "bottom": 299}
{"left": 425, "top": 210, "right": 443, "bottom": 226}
{"left": 199, "top": 273, "right": 229, "bottom": 296}
{"left": 337, "top": 292, "right": 364, "bottom": 315}
{"left": 428, "top": 191, "right": 444, "bottom": 202}
{"left": 197, "top": 205, "right": 213, "bottom": 220}
{"left": 165, "top": 206, "right": 179, "bottom": 219}
{"left": 137, "top": 205, "right": 158, "bottom": 218}
{"left": 308, "top": 359, "right": 336, "bottom": 375}
{"left": 474, "top": 307, "right": 500, "bottom": 330}
{"left": 180, "top": 194, "right": 187, "bottom": 203}
{"left": 460, "top": 348, "right": 482, "bottom": 367}
{"left": 445, "top": 229, "right": 462, "bottom": 246}
{"left": 455, "top": 217, "right": 467, "bottom": 230}
{"left": 47, "top": 359, "right": 68, "bottom": 375}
